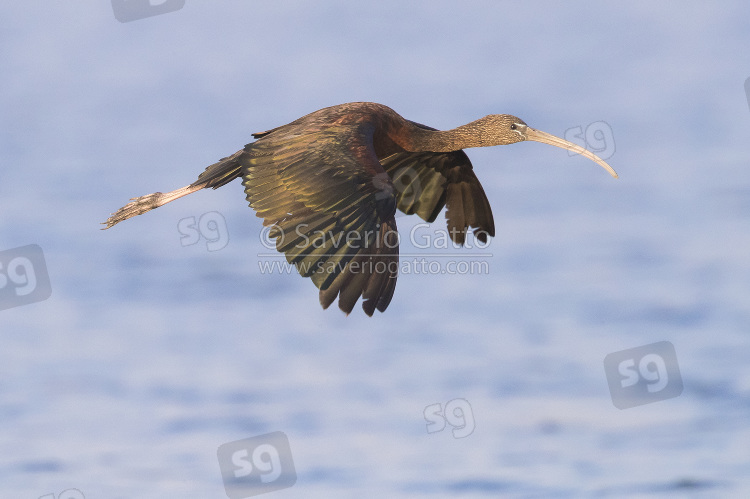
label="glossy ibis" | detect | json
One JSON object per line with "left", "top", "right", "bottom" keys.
{"left": 104, "top": 102, "right": 617, "bottom": 316}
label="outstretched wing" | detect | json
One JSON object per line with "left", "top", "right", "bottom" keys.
{"left": 241, "top": 124, "right": 399, "bottom": 316}
{"left": 379, "top": 123, "right": 495, "bottom": 245}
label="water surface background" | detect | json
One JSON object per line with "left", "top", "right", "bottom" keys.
{"left": 2, "top": 2, "right": 750, "bottom": 497}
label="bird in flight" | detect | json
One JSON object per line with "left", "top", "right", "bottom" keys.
{"left": 103, "top": 102, "right": 617, "bottom": 316}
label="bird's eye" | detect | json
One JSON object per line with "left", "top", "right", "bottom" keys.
{"left": 510, "top": 124, "right": 517, "bottom": 130}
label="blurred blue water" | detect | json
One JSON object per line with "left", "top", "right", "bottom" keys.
{"left": 2, "top": 2, "right": 750, "bottom": 498}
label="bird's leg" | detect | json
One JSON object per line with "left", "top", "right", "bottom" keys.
{"left": 101, "top": 184, "right": 204, "bottom": 229}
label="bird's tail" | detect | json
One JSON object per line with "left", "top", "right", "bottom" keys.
{"left": 102, "top": 150, "right": 245, "bottom": 229}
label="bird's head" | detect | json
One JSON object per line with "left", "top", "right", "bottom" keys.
{"left": 470, "top": 114, "right": 528, "bottom": 145}
{"left": 472, "top": 114, "right": 618, "bottom": 178}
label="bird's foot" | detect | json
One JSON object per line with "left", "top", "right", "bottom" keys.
{"left": 101, "top": 192, "right": 164, "bottom": 229}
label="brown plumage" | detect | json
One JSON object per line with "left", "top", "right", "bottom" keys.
{"left": 103, "top": 102, "right": 617, "bottom": 316}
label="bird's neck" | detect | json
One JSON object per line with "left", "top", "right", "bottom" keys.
{"left": 401, "top": 120, "right": 489, "bottom": 153}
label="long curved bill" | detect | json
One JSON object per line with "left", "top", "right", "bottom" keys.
{"left": 526, "top": 128, "right": 618, "bottom": 179}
